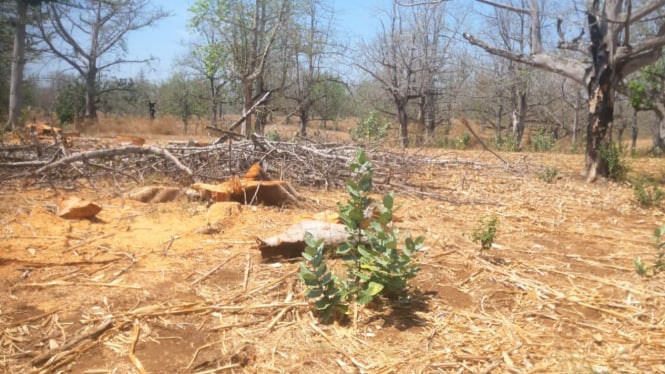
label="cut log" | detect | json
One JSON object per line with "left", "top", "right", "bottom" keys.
{"left": 126, "top": 186, "right": 182, "bottom": 203}
{"left": 56, "top": 196, "right": 102, "bottom": 219}
{"left": 257, "top": 220, "right": 347, "bottom": 262}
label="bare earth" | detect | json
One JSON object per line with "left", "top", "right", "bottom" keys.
{"left": 1, "top": 139, "right": 665, "bottom": 373}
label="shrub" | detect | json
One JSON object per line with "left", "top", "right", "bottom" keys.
{"left": 492, "top": 135, "right": 519, "bottom": 152}
{"left": 530, "top": 128, "right": 556, "bottom": 152}
{"left": 266, "top": 129, "right": 281, "bottom": 141}
{"left": 634, "top": 225, "right": 665, "bottom": 277}
{"left": 350, "top": 112, "right": 390, "bottom": 142}
{"left": 299, "top": 150, "right": 422, "bottom": 322}
{"left": 540, "top": 167, "right": 559, "bottom": 184}
{"left": 599, "top": 143, "right": 629, "bottom": 181}
{"left": 55, "top": 81, "right": 86, "bottom": 125}
{"left": 471, "top": 215, "right": 498, "bottom": 252}
{"left": 633, "top": 179, "right": 665, "bottom": 208}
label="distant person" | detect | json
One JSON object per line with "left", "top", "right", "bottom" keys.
{"left": 149, "top": 101, "right": 156, "bottom": 120}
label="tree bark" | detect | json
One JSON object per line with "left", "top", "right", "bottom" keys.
{"left": 241, "top": 82, "right": 253, "bottom": 137}
{"left": 7, "top": 0, "right": 28, "bottom": 131}
{"left": 397, "top": 101, "right": 409, "bottom": 148}
{"left": 652, "top": 102, "right": 665, "bottom": 152}
{"left": 424, "top": 90, "right": 436, "bottom": 139}
{"left": 584, "top": 8, "right": 616, "bottom": 182}
{"left": 84, "top": 68, "right": 98, "bottom": 120}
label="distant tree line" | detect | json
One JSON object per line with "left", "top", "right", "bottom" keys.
{"left": 3, "top": 0, "right": 665, "bottom": 180}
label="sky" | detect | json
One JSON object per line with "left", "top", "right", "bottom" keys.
{"left": 29, "top": 0, "right": 388, "bottom": 83}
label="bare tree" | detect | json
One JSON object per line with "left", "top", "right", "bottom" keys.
{"left": 411, "top": 1, "right": 458, "bottom": 140}
{"left": 358, "top": 2, "right": 427, "bottom": 147}
{"left": 280, "top": 0, "right": 342, "bottom": 136}
{"left": 463, "top": 0, "right": 665, "bottom": 181}
{"left": 188, "top": 1, "right": 230, "bottom": 128}
{"left": 36, "top": 0, "right": 169, "bottom": 122}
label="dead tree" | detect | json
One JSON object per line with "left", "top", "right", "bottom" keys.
{"left": 464, "top": 0, "right": 665, "bottom": 181}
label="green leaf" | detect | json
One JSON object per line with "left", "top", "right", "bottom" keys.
{"left": 306, "top": 288, "right": 323, "bottom": 298}
{"left": 383, "top": 193, "right": 394, "bottom": 210}
{"left": 315, "top": 298, "right": 331, "bottom": 311}
{"left": 366, "top": 281, "right": 384, "bottom": 295}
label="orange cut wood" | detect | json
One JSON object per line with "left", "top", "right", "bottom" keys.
{"left": 56, "top": 196, "right": 102, "bottom": 219}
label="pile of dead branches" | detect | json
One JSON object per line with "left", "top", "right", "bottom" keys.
{"left": 0, "top": 134, "right": 488, "bottom": 202}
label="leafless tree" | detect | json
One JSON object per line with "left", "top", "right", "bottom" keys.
{"left": 463, "top": 0, "right": 665, "bottom": 181}
{"left": 281, "top": 0, "right": 341, "bottom": 137}
{"left": 36, "top": 0, "right": 169, "bottom": 122}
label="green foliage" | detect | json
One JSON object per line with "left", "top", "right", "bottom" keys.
{"left": 540, "top": 167, "right": 559, "bottom": 184}
{"left": 266, "top": 129, "right": 280, "bottom": 141}
{"left": 491, "top": 135, "right": 519, "bottom": 152}
{"left": 351, "top": 112, "right": 390, "bottom": 142}
{"left": 298, "top": 234, "right": 347, "bottom": 322}
{"left": 299, "top": 150, "right": 422, "bottom": 322}
{"left": 634, "top": 225, "right": 665, "bottom": 277}
{"left": 599, "top": 143, "right": 629, "bottom": 182}
{"left": 312, "top": 75, "right": 352, "bottom": 121}
{"left": 54, "top": 81, "right": 85, "bottom": 125}
{"left": 627, "top": 58, "right": 665, "bottom": 111}
{"left": 530, "top": 128, "right": 556, "bottom": 152}
{"left": 632, "top": 178, "right": 665, "bottom": 208}
{"left": 471, "top": 215, "right": 498, "bottom": 252}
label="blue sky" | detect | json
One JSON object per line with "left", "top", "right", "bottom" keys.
{"left": 30, "top": 0, "right": 386, "bottom": 82}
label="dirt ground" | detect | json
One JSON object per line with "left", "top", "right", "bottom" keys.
{"left": 2, "top": 130, "right": 665, "bottom": 373}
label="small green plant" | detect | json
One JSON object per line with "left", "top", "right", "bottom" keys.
{"left": 599, "top": 143, "right": 629, "bottom": 181}
{"left": 350, "top": 112, "right": 390, "bottom": 142}
{"left": 530, "top": 128, "right": 556, "bottom": 152}
{"left": 471, "top": 215, "right": 499, "bottom": 252}
{"left": 492, "top": 135, "right": 519, "bottom": 152}
{"left": 633, "top": 179, "right": 665, "bottom": 208}
{"left": 266, "top": 129, "right": 281, "bottom": 141}
{"left": 299, "top": 150, "right": 422, "bottom": 322}
{"left": 540, "top": 167, "right": 559, "bottom": 184}
{"left": 634, "top": 225, "right": 665, "bottom": 277}
{"left": 456, "top": 132, "right": 471, "bottom": 149}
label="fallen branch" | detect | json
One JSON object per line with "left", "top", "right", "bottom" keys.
{"left": 31, "top": 318, "right": 114, "bottom": 367}
{"left": 128, "top": 320, "right": 148, "bottom": 374}
{"left": 14, "top": 280, "right": 142, "bottom": 289}
{"left": 34, "top": 145, "right": 193, "bottom": 179}
{"left": 191, "top": 253, "right": 242, "bottom": 286}
{"left": 213, "top": 91, "right": 272, "bottom": 145}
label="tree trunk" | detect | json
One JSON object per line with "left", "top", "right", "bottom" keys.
{"left": 571, "top": 101, "right": 579, "bottom": 146}
{"left": 7, "top": 0, "right": 28, "bottom": 130}
{"left": 584, "top": 6, "right": 617, "bottom": 182}
{"left": 209, "top": 77, "right": 218, "bottom": 128}
{"left": 298, "top": 108, "right": 308, "bottom": 137}
{"left": 652, "top": 102, "right": 665, "bottom": 153}
{"left": 512, "top": 92, "right": 527, "bottom": 147}
{"left": 495, "top": 104, "right": 503, "bottom": 144}
{"left": 241, "top": 81, "right": 253, "bottom": 137}
{"left": 424, "top": 90, "right": 436, "bottom": 139}
{"left": 631, "top": 109, "right": 638, "bottom": 152}
{"left": 84, "top": 68, "right": 98, "bottom": 120}
{"left": 397, "top": 102, "right": 409, "bottom": 148}
{"left": 585, "top": 67, "right": 614, "bottom": 182}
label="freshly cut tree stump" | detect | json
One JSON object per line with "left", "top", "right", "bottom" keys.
{"left": 190, "top": 163, "right": 300, "bottom": 207}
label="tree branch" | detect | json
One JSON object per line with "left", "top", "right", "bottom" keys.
{"left": 35, "top": 146, "right": 193, "bottom": 178}
{"left": 463, "top": 32, "right": 586, "bottom": 84}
